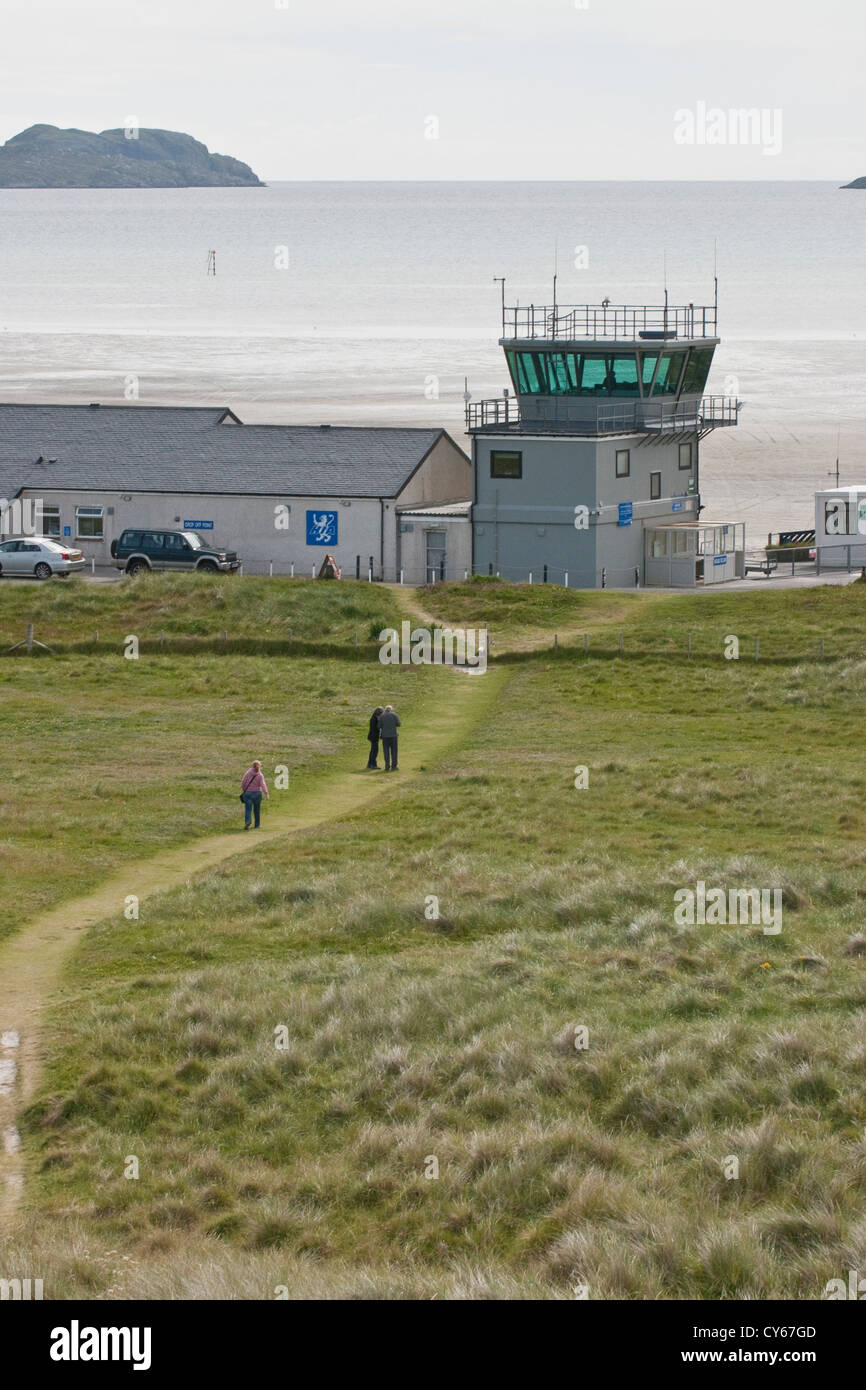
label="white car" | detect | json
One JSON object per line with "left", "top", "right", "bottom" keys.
{"left": 0, "top": 536, "right": 86, "bottom": 579}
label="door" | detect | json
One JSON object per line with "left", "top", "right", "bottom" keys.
{"left": 162, "top": 532, "right": 193, "bottom": 570}
{"left": 141, "top": 532, "right": 165, "bottom": 568}
{"left": 0, "top": 540, "right": 25, "bottom": 573}
{"left": 425, "top": 530, "right": 447, "bottom": 583}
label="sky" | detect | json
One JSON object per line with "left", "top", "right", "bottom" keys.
{"left": 0, "top": 0, "right": 864, "bottom": 180}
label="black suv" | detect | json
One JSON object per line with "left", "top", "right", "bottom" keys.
{"left": 110, "top": 529, "right": 241, "bottom": 575}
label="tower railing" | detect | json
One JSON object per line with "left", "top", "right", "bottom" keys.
{"left": 465, "top": 394, "right": 739, "bottom": 434}
{"left": 502, "top": 302, "right": 718, "bottom": 341}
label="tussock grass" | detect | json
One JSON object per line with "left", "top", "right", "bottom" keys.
{"left": 11, "top": 590, "right": 866, "bottom": 1298}
{"left": 0, "top": 573, "right": 401, "bottom": 647}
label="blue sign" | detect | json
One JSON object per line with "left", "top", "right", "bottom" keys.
{"left": 671, "top": 500, "right": 684, "bottom": 513}
{"left": 183, "top": 520, "right": 214, "bottom": 530}
{"left": 306, "top": 509, "right": 338, "bottom": 546}
{"left": 713, "top": 555, "right": 728, "bottom": 567}
{"left": 63, "top": 525, "right": 71, "bottom": 536}
{"left": 617, "top": 502, "right": 633, "bottom": 527}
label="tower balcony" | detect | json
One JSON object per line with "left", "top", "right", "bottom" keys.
{"left": 502, "top": 301, "right": 718, "bottom": 342}
{"left": 465, "top": 394, "right": 740, "bottom": 438}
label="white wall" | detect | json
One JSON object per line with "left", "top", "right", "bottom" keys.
{"left": 17, "top": 488, "right": 387, "bottom": 576}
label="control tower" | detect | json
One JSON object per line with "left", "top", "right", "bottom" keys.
{"left": 466, "top": 286, "right": 740, "bottom": 587}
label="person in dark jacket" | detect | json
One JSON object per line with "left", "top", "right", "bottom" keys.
{"left": 367, "top": 706, "right": 384, "bottom": 769}
{"left": 378, "top": 705, "right": 401, "bottom": 772}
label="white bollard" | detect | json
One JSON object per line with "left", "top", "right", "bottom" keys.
{"left": 529, "top": 571, "right": 533, "bottom": 585}
{"left": 268, "top": 561, "right": 273, "bottom": 577}
{"left": 91, "top": 557, "right": 95, "bottom": 575}
{"left": 311, "top": 565, "right": 315, "bottom": 578}
{"left": 564, "top": 571, "right": 569, "bottom": 587}
{"left": 399, "top": 569, "right": 404, "bottom": 585}
{"left": 368, "top": 569, "right": 372, "bottom": 582}
{"left": 290, "top": 563, "right": 294, "bottom": 578}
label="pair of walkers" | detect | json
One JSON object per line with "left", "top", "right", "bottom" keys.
{"left": 239, "top": 759, "right": 269, "bottom": 829}
{"left": 367, "top": 705, "right": 401, "bottom": 772}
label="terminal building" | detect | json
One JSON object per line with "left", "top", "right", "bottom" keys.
{"left": 466, "top": 290, "right": 742, "bottom": 587}
{"left": 0, "top": 404, "right": 471, "bottom": 581}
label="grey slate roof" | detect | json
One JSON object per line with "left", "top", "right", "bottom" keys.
{"left": 0, "top": 404, "right": 463, "bottom": 501}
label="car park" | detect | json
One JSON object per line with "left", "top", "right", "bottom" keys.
{"left": 110, "top": 529, "right": 240, "bottom": 574}
{"left": 0, "top": 536, "right": 85, "bottom": 579}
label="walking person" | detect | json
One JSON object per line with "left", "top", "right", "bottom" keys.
{"left": 367, "top": 706, "right": 384, "bottom": 769}
{"left": 378, "top": 705, "right": 401, "bottom": 772}
{"left": 240, "top": 759, "right": 269, "bottom": 829}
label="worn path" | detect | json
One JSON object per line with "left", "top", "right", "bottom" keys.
{"left": 0, "top": 654, "right": 504, "bottom": 1226}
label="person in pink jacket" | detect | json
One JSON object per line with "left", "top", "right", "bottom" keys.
{"left": 240, "top": 760, "right": 269, "bottom": 829}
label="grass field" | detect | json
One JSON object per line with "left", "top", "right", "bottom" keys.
{"left": 4, "top": 577, "right": 866, "bottom": 1298}
{"left": 0, "top": 650, "right": 434, "bottom": 940}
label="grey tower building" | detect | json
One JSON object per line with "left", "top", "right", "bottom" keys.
{"left": 467, "top": 290, "right": 740, "bottom": 587}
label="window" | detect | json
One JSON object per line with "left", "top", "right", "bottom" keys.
{"left": 75, "top": 506, "right": 104, "bottom": 539}
{"left": 678, "top": 443, "right": 693, "bottom": 471}
{"left": 491, "top": 450, "right": 522, "bottom": 479}
{"left": 639, "top": 352, "right": 659, "bottom": 394}
{"left": 680, "top": 348, "right": 714, "bottom": 396}
{"left": 673, "top": 529, "right": 694, "bottom": 556}
{"left": 163, "top": 533, "right": 190, "bottom": 553}
{"left": 648, "top": 530, "right": 668, "bottom": 558}
{"left": 505, "top": 350, "right": 640, "bottom": 397}
{"left": 39, "top": 505, "right": 61, "bottom": 537}
{"left": 142, "top": 532, "right": 165, "bottom": 554}
{"left": 651, "top": 352, "right": 686, "bottom": 397}
{"left": 121, "top": 531, "right": 142, "bottom": 548}
{"left": 650, "top": 471, "right": 662, "bottom": 500}
{"left": 615, "top": 449, "right": 630, "bottom": 478}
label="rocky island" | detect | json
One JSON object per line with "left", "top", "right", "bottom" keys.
{"left": 841, "top": 176, "right": 866, "bottom": 188}
{"left": 0, "top": 125, "right": 264, "bottom": 188}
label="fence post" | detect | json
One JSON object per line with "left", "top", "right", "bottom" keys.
{"left": 601, "top": 568, "right": 607, "bottom": 588}
{"left": 634, "top": 566, "right": 640, "bottom": 588}
{"left": 543, "top": 564, "right": 548, "bottom": 584}
{"left": 356, "top": 555, "right": 360, "bottom": 580}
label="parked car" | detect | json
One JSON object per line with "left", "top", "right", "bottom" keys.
{"left": 110, "top": 529, "right": 241, "bottom": 574}
{"left": 0, "top": 536, "right": 85, "bottom": 579}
